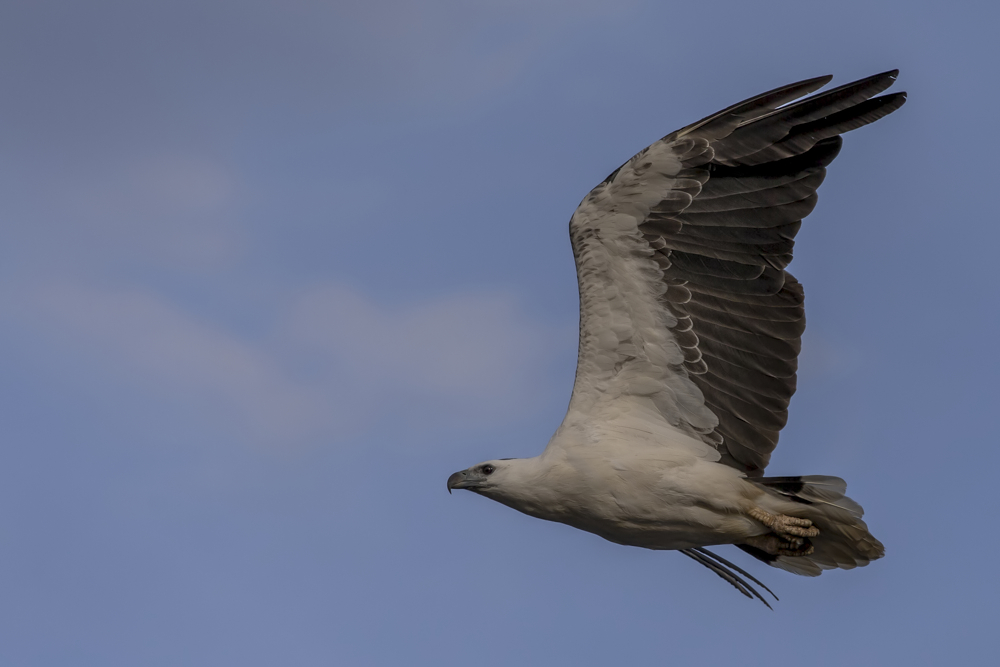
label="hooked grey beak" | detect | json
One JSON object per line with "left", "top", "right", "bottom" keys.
{"left": 448, "top": 468, "right": 483, "bottom": 493}
{"left": 447, "top": 470, "right": 466, "bottom": 494}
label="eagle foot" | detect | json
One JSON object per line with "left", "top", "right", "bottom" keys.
{"left": 747, "top": 507, "right": 820, "bottom": 539}
{"left": 745, "top": 533, "right": 815, "bottom": 557}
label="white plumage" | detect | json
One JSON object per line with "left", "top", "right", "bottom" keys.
{"left": 448, "top": 71, "right": 905, "bottom": 605}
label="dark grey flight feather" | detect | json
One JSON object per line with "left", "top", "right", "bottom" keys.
{"left": 667, "top": 75, "right": 834, "bottom": 143}
{"left": 629, "top": 71, "right": 905, "bottom": 476}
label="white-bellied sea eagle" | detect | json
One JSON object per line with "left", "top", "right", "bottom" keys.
{"left": 447, "top": 71, "right": 905, "bottom": 607}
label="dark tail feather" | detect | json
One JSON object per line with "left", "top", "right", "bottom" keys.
{"left": 756, "top": 475, "right": 863, "bottom": 516}
{"left": 742, "top": 475, "right": 885, "bottom": 576}
{"left": 679, "top": 547, "right": 777, "bottom": 609}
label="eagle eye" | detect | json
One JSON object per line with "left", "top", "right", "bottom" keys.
{"left": 481, "top": 464, "right": 496, "bottom": 475}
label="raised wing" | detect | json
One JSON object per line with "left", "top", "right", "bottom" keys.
{"left": 558, "top": 71, "right": 905, "bottom": 474}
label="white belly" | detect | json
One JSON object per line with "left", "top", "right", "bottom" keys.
{"left": 513, "top": 451, "right": 767, "bottom": 550}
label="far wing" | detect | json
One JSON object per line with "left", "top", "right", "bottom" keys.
{"left": 555, "top": 71, "right": 905, "bottom": 474}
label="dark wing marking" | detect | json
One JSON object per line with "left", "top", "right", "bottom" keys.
{"left": 642, "top": 71, "right": 905, "bottom": 473}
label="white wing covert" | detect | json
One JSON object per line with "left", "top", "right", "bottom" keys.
{"left": 558, "top": 71, "right": 905, "bottom": 475}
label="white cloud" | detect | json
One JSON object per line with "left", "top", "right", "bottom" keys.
{"left": 4, "top": 280, "right": 562, "bottom": 446}
{"left": 11, "top": 281, "right": 328, "bottom": 442}
{"left": 4, "top": 152, "right": 247, "bottom": 278}
{"left": 284, "top": 284, "right": 557, "bottom": 413}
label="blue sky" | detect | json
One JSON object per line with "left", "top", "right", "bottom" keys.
{"left": 1, "top": 1, "right": 998, "bottom": 665}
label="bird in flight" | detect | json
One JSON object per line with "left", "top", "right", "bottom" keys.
{"left": 448, "top": 71, "right": 905, "bottom": 607}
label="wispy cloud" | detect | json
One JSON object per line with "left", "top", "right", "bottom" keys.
{"left": 4, "top": 280, "right": 562, "bottom": 446}
{"left": 2, "top": 0, "right": 620, "bottom": 450}
{"left": 8, "top": 281, "right": 326, "bottom": 441}
{"left": 284, "top": 284, "right": 558, "bottom": 417}
{"left": 7, "top": 151, "right": 247, "bottom": 278}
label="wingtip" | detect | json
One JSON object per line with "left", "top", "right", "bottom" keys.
{"left": 875, "top": 69, "right": 901, "bottom": 85}
{"left": 874, "top": 90, "right": 908, "bottom": 110}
